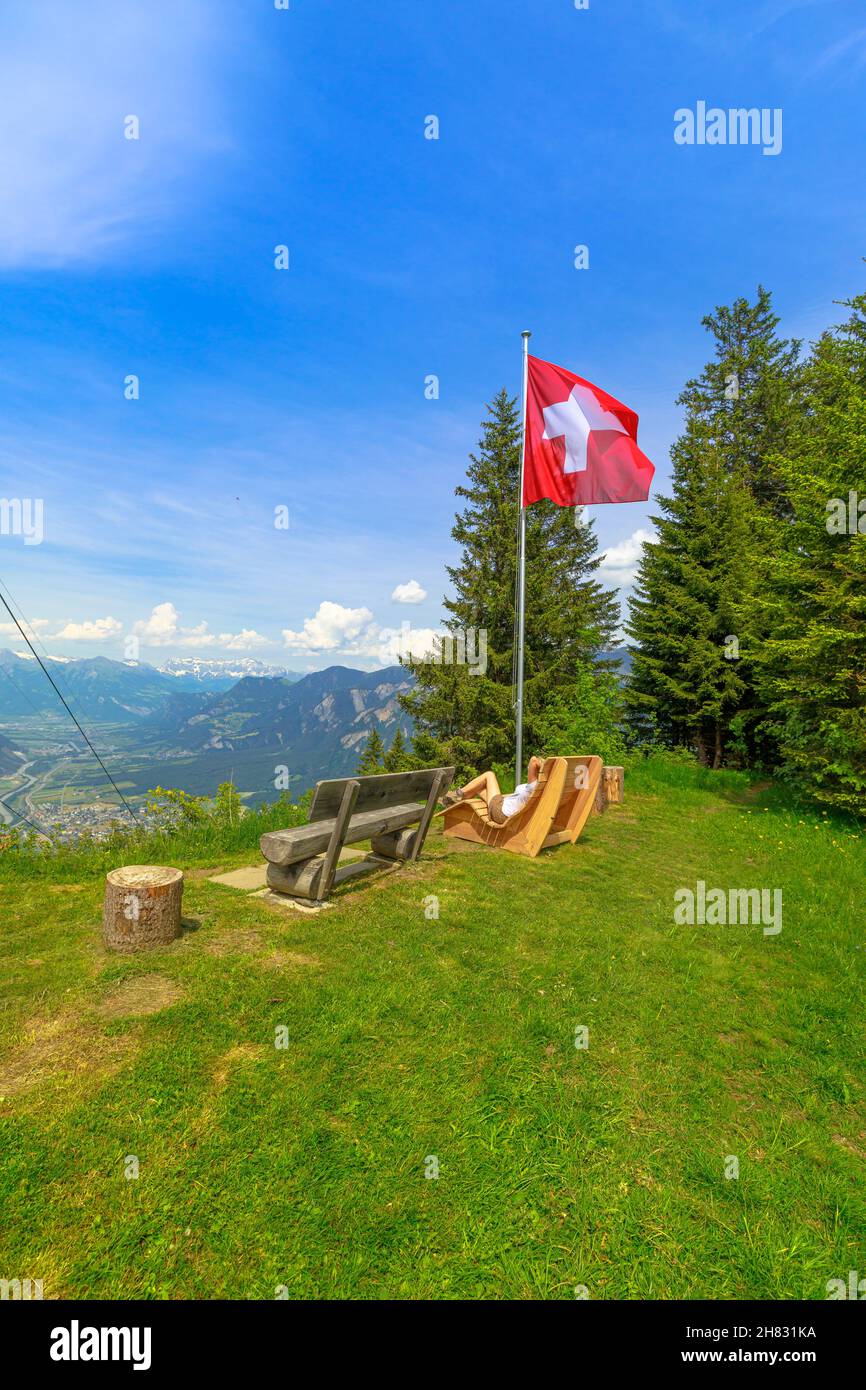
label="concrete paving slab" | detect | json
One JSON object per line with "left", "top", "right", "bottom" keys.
{"left": 210, "top": 866, "right": 269, "bottom": 890}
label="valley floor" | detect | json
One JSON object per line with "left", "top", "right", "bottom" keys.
{"left": 0, "top": 760, "right": 863, "bottom": 1299}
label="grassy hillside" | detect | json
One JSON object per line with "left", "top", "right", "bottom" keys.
{"left": 0, "top": 757, "right": 863, "bottom": 1299}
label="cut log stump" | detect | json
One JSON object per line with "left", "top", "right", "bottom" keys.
{"left": 592, "top": 765, "right": 626, "bottom": 815}
{"left": 602, "top": 765, "right": 625, "bottom": 805}
{"left": 103, "top": 865, "right": 183, "bottom": 953}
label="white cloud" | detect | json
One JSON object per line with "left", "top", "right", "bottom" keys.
{"left": 0, "top": 618, "right": 51, "bottom": 640}
{"left": 282, "top": 601, "right": 376, "bottom": 653}
{"left": 281, "top": 601, "right": 446, "bottom": 668}
{"left": 53, "top": 616, "right": 123, "bottom": 642}
{"left": 133, "top": 602, "right": 181, "bottom": 646}
{"left": 391, "top": 579, "right": 427, "bottom": 605}
{"left": 174, "top": 622, "right": 217, "bottom": 649}
{"left": 216, "top": 629, "right": 269, "bottom": 651}
{"left": 375, "top": 624, "right": 441, "bottom": 665}
{"left": 599, "top": 528, "right": 655, "bottom": 587}
{"left": 132, "top": 602, "right": 268, "bottom": 650}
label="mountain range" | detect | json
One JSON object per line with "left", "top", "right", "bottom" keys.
{"left": 0, "top": 651, "right": 414, "bottom": 793}
{"left": 158, "top": 656, "right": 302, "bottom": 685}
{"left": 0, "top": 650, "right": 299, "bottom": 719}
{"left": 138, "top": 665, "right": 414, "bottom": 783}
{"left": 0, "top": 650, "right": 182, "bottom": 720}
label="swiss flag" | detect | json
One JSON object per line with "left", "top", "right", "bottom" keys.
{"left": 523, "top": 354, "right": 655, "bottom": 507}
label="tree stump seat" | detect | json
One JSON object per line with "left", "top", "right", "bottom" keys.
{"left": 103, "top": 865, "right": 184, "bottom": 953}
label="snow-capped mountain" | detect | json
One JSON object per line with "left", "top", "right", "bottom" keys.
{"left": 158, "top": 657, "right": 301, "bottom": 683}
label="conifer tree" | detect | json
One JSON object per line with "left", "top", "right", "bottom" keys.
{"left": 750, "top": 293, "right": 866, "bottom": 813}
{"left": 627, "top": 425, "right": 754, "bottom": 763}
{"left": 401, "top": 389, "right": 619, "bottom": 775}
{"left": 383, "top": 727, "right": 411, "bottom": 772}
{"left": 356, "top": 727, "right": 385, "bottom": 775}
{"left": 627, "top": 288, "right": 799, "bottom": 764}
{"left": 679, "top": 286, "right": 801, "bottom": 514}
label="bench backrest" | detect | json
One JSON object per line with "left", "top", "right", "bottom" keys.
{"left": 309, "top": 766, "right": 455, "bottom": 822}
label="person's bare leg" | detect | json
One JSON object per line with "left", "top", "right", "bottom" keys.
{"left": 458, "top": 770, "right": 500, "bottom": 805}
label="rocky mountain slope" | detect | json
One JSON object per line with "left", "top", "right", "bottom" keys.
{"left": 139, "top": 665, "right": 414, "bottom": 781}
{"left": 0, "top": 653, "right": 414, "bottom": 789}
{"left": 0, "top": 731, "right": 27, "bottom": 776}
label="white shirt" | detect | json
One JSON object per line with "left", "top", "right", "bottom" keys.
{"left": 501, "top": 780, "right": 538, "bottom": 818}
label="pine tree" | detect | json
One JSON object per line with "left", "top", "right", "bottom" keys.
{"left": 383, "top": 727, "right": 411, "bottom": 772}
{"left": 680, "top": 286, "right": 801, "bottom": 514}
{"left": 627, "top": 424, "right": 753, "bottom": 763}
{"left": 750, "top": 292, "right": 866, "bottom": 813}
{"left": 356, "top": 727, "right": 385, "bottom": 775}
{"left": 627, "top": 288, "right": 800, "bottom": 765}
{"left": 401, "top": 389, "right": 619, "bottom": 776}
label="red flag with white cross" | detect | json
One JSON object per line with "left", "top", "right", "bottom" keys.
{"left": 522, "top": 354, "right": 655, "bottom": 506}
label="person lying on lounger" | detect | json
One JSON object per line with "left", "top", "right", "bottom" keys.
{"left": 442, "top": 755, "right": 543, "bottom": 824}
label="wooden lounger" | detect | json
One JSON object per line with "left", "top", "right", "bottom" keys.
{"left": 442, "top": 755, "right": 602, "bottom": 858}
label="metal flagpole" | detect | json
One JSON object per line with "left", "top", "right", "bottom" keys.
{"left": 515, "top": 330, "right": 531, "bottom": 786}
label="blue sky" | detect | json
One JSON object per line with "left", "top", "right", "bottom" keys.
{"left": 0, "top": 0, "right": 863, "bottom": 670}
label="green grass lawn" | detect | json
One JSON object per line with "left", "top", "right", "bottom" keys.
{"left": 0, "top": 758, "right": 863, "bottom": 1299}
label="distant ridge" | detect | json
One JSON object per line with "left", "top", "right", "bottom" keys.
{"left": 139, "top": 663, "right": 414, "bottom": 783}
{"left": 0, "top": 648, "right": 300, "bottom": 717}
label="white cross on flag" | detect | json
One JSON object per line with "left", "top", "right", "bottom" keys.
{"left": 523, "top": 354, "right": 654, "bottom": 506}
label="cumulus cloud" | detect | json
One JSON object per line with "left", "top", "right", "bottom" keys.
{"left": 132, "top": 602, "right": 268, "bottom": 650}
{"left": 375, "top": 624, "right": 441, "bottom": 665}
{"left": 133, "top": 602, "right": 182, "bottom": 646}
{"left": 599, "top": 528, "right": 655, "bottom": 587}
{"left": 53, "top": 616, "right": 123, "bottom": 641}
{"left": 282, "top": 601, "right": 376, "bottom": 653}
{"left": 391, "top": 579, "right": 427, "bottom": 605}
{"left": 216, "top": 628, "right": 270, "bottom": 651}
{"left": 0, "top": 617, "right": 52, "bottom": 640}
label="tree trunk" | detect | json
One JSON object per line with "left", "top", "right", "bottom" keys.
{"left": 103, "top": 866, "right": 183, "bottom": 953}
{"left": 712, "top": 722, "right": 723, "bottom": 769}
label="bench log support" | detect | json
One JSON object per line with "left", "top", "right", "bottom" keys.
{"left": 370, "top": 768, "right": 445, "bottom": 863}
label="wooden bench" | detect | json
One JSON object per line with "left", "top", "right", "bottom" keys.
{"left": 260, "top": 766, "right": 455, "bottom": 904}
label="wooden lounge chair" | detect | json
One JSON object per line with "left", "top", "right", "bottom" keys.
{"left": 261, "top": 766, "right": 455, "bottom": 904}
{"left": 442, "top": 755, "right": 602, "bottom": 858}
